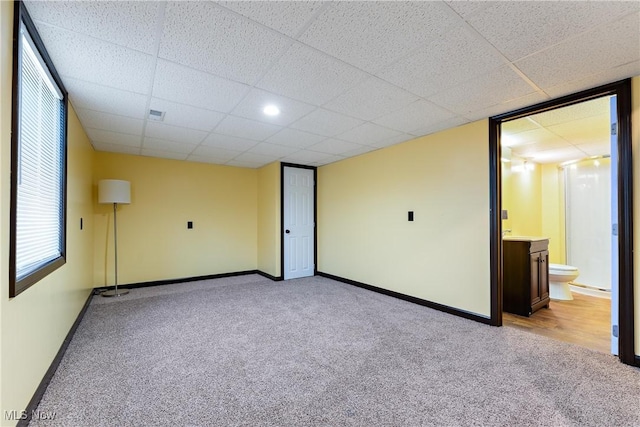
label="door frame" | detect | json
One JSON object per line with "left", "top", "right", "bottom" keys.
{"left": 488, "top": 79, "right": 635, "bottom": 366}
{"left": 280, "top": 162, "right": 318, "bottom": 280}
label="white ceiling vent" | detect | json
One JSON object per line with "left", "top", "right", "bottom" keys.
{"left": 148, "top": 109, "right": 165, "bottom": 121}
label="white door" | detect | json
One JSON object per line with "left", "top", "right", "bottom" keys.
{"left": 283, "top": 166, "right": 315, "bottom": 280}
{"left": 610, "top": 95, "right": 619, "bottom": 355}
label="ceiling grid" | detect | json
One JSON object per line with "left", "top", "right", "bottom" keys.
{"left": 23, "top": 0, "right": 640, "bottom": 167}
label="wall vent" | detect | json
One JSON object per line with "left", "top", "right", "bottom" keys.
{"left": 148, "top": 109, "right": 165, "bottom": 121}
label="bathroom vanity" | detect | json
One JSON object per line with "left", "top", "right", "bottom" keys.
{"left": 503, "top": 237, "right": 550, "bottom": 317}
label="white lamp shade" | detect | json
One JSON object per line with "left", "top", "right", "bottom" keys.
{"left": 98, "top": 180, "right": 131, "bottom": 204}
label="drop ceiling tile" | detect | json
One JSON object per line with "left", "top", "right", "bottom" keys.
{"left": 159, "top": 1, "right": 290, "bottom": 85}
{"left": 86, "top": 128, "right": 141, "bottom": 147}
{"left": 428, "top": 66, "right": 537, "bottom": 116}
{"left": 501, "top": 128, "right": 559, "bottom": 148}
{"left": 65, "top": 78, "right": 148, "bottom": 119}
{"left": 502, "top": 118, "right": 541, "bottom": 136}
{"left": 529, "top": 97, "right": 610, "bottom": 128}
{"left": 512, "top": 139, "right": 572, "bottom": 158}
{"left": 76, "top": 109, "right": 144, "bottom": 136}
{"left": 145, "top": 122, "right": 208, "bottom": 145}
{"left": 190, "top": 145, "right": 243, "bottom": 162}
{"left": 201, "top": 134, "right": 259, "bottom": 152}
{"left": 575, "top": 142, "right": 611, "bottom": 157}
{"left": 152, "top": 60, "right": 250, "bottom": 113}
{"left": 214, "top": 116, "right": 282, "bottom": 141}
{"left": 311, "top": 155, "right": 345, "bottom": 167}
{"left": 308, "top": 139, "right": 364, "bottom": 156}
{"left": 337, "top": 122, "right": 404, "bottom": 145}
{"left": 464, "top": 92, "right": 549, "bottom": 122}
{"left": 369, "top": 134, "right": 415, "bottom": 149}
{"left": 232, "top": 152, "right": 279, "bottom": 164}
{"left": 528, "top": 146, "right": 586, "bottom": 164}
{"left": 378, "top": 25, "right": 505, "bottom": 98}
{"left": 341, "top": 145, "right": 378, "bottom": 158}
{"left": 544, "top": 60, "right": 640, "bottom": 98}
{"left": 324, "top": 78, "right": 419, "bottom": 121}
{"left": 245, "top": 143, "right": 299, "bottom": 158}
{"left": 290, "top": 109, "right": 363, "bottom": 137}
{"left": 226, "top": 159, "right": 267, "bottom": 169}
{"left": 462, "top": 2, "right": 640, "bottom": 61}
{"left": 27, "top": 0, "right": 163, "bottom": 54}
{"left": 142, "top": 137, "right": 197, "bottom": 154}
{"left": 546, "top": 117, "right": 610, "bottom": 145}
{"left": 265, "top": 128, "right": 326, "bottom": 149}
{"left": 140, "top": 148, "right": 188, "bottom": 161}
{"left": 372, "top": 100, "right": 456, "bottom": 134}
{"left": 149, "top": 98, "right": 225, "bottom": 132}
{"left": 36, "top": 23, "right": 154, "bottom": 94}
{"left": 282, "top": 150, "right": 333, "bottom": 165}
{"left": 444, "top": 1, "right": 491, "bottom": 19}
{"left": 231, "top": 89, "right": 316, "bottom": 126}
{"left": 256, "top": 43, "right": 369, "bottom": 105}
{"left": 515, "top": 12, "right": 640, "bottom": 89}
{"left": 218, "top": 1, "right": 324, "bottom": 37}
{"left": 299, "top": 1, "right": 456, "bottom": 72}
{"left": 91, "top": 141, "right": 140, "bottom": 155}
{"left": 409, "top": 117, "right": 470, "bottom": 138}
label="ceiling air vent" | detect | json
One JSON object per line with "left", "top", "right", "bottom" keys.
{"left": 148, "top": 109, "right": 165, "bottom": 121}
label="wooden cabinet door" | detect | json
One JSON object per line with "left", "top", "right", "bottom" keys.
{"left": 539, "top": 250, "right": 549, "bottom": 300}
{"left": 530, "top": 252, "right": 541, "bottom": 306}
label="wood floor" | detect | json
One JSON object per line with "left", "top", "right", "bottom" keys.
{"left": 503, "top": 292, "right": 611, "bottom": 354}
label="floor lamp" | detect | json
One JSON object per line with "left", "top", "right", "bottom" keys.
{"left": 99, "top": 179, "right": 131, "bottom": 297}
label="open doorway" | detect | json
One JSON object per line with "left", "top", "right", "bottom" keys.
{"left": 499, "top": 95, "right": 615, "bottom": 354}
{"left": 488, "top": 79, "right": 635, "bottom": 366}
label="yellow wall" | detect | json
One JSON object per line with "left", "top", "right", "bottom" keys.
{"left": 632, "top": 76, "right": 640, "bottom": 355}
{"left": 502, "top": 159, "right": 570, "bottom": 264}
{"left": 1, "top": 1, "right": 95, "bottom": 420}
{"left": 318, "top": 121, "right": 491, "bottom": 316}
{"left": 93, "top": 153, "right": 257, "bottom": 286}
{"left": 501, "top": 156, "right": 543, "bottom": 238}
{"left": 541, "top": 163, "right": 566, "bottom": 264}
{"left": 257, "top": 162, "right": 281, "bottom": 278}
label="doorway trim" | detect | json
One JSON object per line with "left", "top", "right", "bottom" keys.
{"left": 488, "top": 79, "right": 635, "bottom": 366}
{"left": 280, "top": 162, "right": 318, "bottom": 280}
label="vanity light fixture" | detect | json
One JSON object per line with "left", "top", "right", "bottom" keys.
{"left": 263, "top": 105, "right": 280, "bottom": 116}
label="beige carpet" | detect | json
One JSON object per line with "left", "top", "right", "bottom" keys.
{"left": 30, "top": 274, "right": 640, "bottom": 426}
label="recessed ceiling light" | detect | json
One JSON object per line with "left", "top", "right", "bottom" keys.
{"left": 263, "top": 105, "right": 280, "bottom": 116}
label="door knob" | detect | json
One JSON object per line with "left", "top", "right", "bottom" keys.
{"left": 285, "top": 229, "right": 290, "bottom": 234}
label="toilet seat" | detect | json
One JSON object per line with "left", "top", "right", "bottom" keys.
{"left": 549, "top": 263, "right": 578, "bottom": 272}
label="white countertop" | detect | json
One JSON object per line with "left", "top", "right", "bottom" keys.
{"left": 503, "top": 236, "right": 549, "bottom": 242}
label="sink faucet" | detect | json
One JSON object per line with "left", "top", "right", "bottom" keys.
{"left": 502, "top": 229, "right": 512, "bottom": 237}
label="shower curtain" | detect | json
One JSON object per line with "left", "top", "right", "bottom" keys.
{"left": 565, "top": 158, "right": 611, "bottom": 290}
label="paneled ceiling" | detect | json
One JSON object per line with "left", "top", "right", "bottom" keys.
{"left": 502, "top": 96, "right": 612, "bottom": 164}
{"left": 24, "top": 1, "right": 640, "bottom": 168}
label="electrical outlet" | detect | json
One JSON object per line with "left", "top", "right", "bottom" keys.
{"left": 187, "top": 221, "right": 193, "bottom": 229}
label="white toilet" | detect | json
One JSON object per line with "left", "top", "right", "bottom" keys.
{"left": 549, "top": 264, "right": 580, "bottom": 300}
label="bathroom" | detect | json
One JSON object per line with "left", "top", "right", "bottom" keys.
{"left": 500, "top": 95, "right": 615, "bottom": 354}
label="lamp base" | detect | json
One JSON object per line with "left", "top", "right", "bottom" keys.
{"left": 101, "top": 288, "right": 130, "bottom": 297}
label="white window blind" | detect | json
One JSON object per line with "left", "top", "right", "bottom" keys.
{"left": 15, "top": 22, "right": 65, "bottom": 282}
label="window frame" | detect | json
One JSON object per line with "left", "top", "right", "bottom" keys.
{"left": 10, "top": 1, "right": 68, "bottom": 298}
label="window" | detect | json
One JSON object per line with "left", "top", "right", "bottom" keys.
{"left": 10, "top": 3, "right": 67, "bottom": 297}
